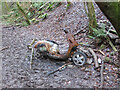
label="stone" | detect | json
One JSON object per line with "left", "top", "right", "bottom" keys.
{"left": 98, "top": 58, "right": 102, "bottom": 64}
{"left": 85, "top": 68, "right": 90, "bottom": 72}
{"left": 87, "top": 58, "right": 93, "bottom": 64}
{"left": 68, "top": 65, "right": 74, "bottom": 68}
{"left": 81, "top": 67, "right": 85, "bottom": 71}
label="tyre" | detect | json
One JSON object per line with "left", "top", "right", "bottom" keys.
{"left": 72, "top": 51, "right": 87, "bottom": 66}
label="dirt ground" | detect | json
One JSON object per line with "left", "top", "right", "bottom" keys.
{"left": 2, "top": 2, "right": 120, "bottom": 88}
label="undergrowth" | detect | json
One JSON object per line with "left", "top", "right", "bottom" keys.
{"left": 1, "top": 2, "right": 62, "bottom": 26}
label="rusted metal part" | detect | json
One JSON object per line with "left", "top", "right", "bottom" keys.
{"left": 66, "top": 33, "right": 79, "bottom": 57}
{"left": 34, "top": 30, "right": 79, "bottom": 60}
{"left": 34, "top": 40, "right": 59, "bottom": 55}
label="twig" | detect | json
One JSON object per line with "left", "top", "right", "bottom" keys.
{"left": 88, "top": 48, "right": 99, "bottom": 68}
{"left": 0, "top": 46, "right": 9, "bottom": 51}
{"left": 98, "top": 50, "right": 105, "bottom": 56}
{"left": 38, "top": 1, "right": 50, "bottom": 11}
{"left": 100, "top": 60, "right": 104, "bottom": 88}
{"left": 94, "top": 49, "right": 105, "bottom": 56}
{"left": 27, "top": 39, "right": 37, "bottom": 69}
{"left": 79, "top": 43, "right": 94, "bottom": 47}
{"left": 47, "top": 62, "right": 72, "bottom": 76}
{"left": 30, "top": 48, "right": 34, "bottom": 69}
{"left": 27, "top": 39, "right": 37, "bottom": 49}
{"left": 107, "top": 37, "right": 117, "bottom": 52}
{"left": 74, "top": 26, "right": 88, "bottom": 36}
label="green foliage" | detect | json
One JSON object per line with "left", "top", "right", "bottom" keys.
{"left": 55, "top": 2, "right": 61, "bottom": 7}
{"left": 16, "top": 2, "right": 31, "bottom": 25}
{"left": 32, "top": 2, "right": 43, "bottom": 9}
{"left": 89, "top": 23, "right": 107, "bottom": 39}
{"left": 1, "top": 2, "right": 30, "bottom": 26}
{"left": 38, "top": 13, "right": 48, "bottom": 20}
{"left": 96, "top": 2, "right": 120, "bottom": 38}
{"left": 1, "top": 2, "right": 62, "bottom": 27}
{"left": 46, "top": 3, "right": 54, "bottom": 11}
{"left": 89, "top": 23, "right": 117, "bottom": 51}
{"left": 105, "top": 57, "right": 112, "bottom": 62}
{"left": 100, "top": 44, "right": 106, "bottom": 49}
{"left": 31, "top": 18, "right": 36, "bottom": 22}
{"left": 66, "top": 0, "right": 71, "bottom": 10}
{"left": 38, "top": 11, "right": 44, "bottom": 15}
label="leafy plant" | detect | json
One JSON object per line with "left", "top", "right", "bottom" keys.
{"left": 55, "top": 2, "right": 62, "bottom": 7}
{"left": 89, "top": 23, "right": 107, "bottom": 39}
{"left": 46, "top": 3, "right": 53, "bottom": 11}
{"left": 31, "top": 2, "right": 44, "bottom": 11}
{"left": 38, "top": 11, "right": 44, "bottom": 15}
{"left": 66, "top": 0, "right": 71, "bottom": 10}
{"left": 89, "top": 23, "right": 117, "bottom": 51}
{"left": 1, "top": 2, "right": 62, "bottom": 26}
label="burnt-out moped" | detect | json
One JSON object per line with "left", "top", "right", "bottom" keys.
{"left": 34, "top": 29, "right": 87, "bottom": 66}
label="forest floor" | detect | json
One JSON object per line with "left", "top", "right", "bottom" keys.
{"left": 2, "top": 2, "right": 120, "bottom": 88}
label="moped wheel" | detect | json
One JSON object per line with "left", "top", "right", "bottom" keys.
{"left": 72, "top": 51, "right": 87, "bottom": 66}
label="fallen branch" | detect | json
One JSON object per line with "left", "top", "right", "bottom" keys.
{"left": 107, "top": 37, "right": 117, "bottom": 52}
{"left": 100, "top": 60, "right": 104, "bottom": 88}
{"left": 0, "top": 46, "right": 9, "bottom": 51}
{"left": 88, "top": 48, "right": 99, "bottom": 68}
{"left": 47, "top": 62, "right": 72, "bottom": 76}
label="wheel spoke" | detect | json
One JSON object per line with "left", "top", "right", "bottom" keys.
{"left": 79, "top": 56, "right": 84, "bottom": 60}
{"left": 79, "top": 59, "right": 83, "bottom": 63}
{"left": 77, "top": 54, "right": 80, "bottom": 58}
{"left": 77, "top": 59, "right": 80, "bottom": 64}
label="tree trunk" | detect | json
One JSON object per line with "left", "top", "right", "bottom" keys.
{"left": 96, "top": 2, "right": 120, "bottom": 38}
{"left": 86, "top": 2, "right": 98, "bottom": 35}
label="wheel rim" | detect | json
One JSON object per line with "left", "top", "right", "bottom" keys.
{"left": 72, "top": 52, "right": 86, "bottom": 66}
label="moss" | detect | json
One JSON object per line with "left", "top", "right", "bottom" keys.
{"left": 87, "top": 2, "right": 98, "bottom": 35}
